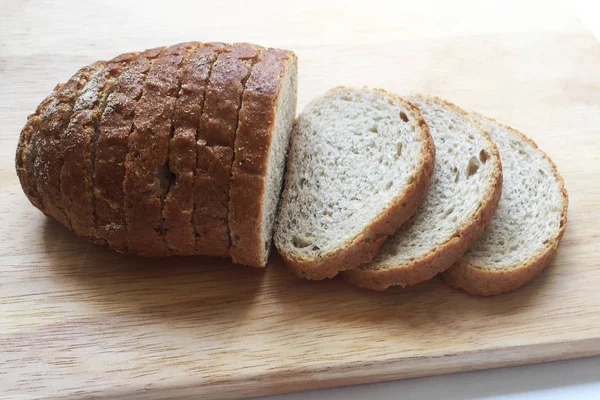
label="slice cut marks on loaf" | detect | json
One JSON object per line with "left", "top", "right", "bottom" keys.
{"left": 344, "top": 96, "right": 502, "bottom": 290}
{"left": 162, "top": 43, "right": 219, "bottom": 256}
{"left": 442, "top": 113, "right": 568, "bottom": 295}
{"left": 61, "top": 53, "right": 134, "bottom": 243}
{"left": 274, "top": 87, "right": 435, "bottom": 280}
{"left": 194, "top": 43, "right": 261, "bottom": 257}
{"left": 123, "top": 45, "right": 187, "bottom": 257}
{"left": 32, "top": 62, "right": 105, "bottom": 229}
{"left": 94, "top": 49, "right": 161, "bottom": 252}
{"left": 16, "top": 75, "right": 84, "bottom": 214}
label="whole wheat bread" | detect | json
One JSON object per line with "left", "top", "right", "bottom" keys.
{"left": 16, "top": 41, "right": 297, "bottom": 265}
{"left": 344, "top": 96, "right": 502, "bottom": 290}
{"left": 274, "top": 87, "right": 435, "bottom": 280}
{"left": 442, "top": 113, "right": 568, "bottom": 295}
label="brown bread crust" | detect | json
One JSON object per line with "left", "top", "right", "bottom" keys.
{"left": 33, "top": 62, "right": 105, "bottom": 227}
{"left": 60, "top": 54, "right": 136, "bottom": 243}
{"left": 229, "top": 48, "right": 297, "bottom": 267}
{"left": 16, "top": 86, "right": 64, "bottom": 214}
{"left": 94, "top": 49, "right": 161, "bottom": 252}
{"left": 163, "top": 43, "right": 222, "bottom": 255}
{"left": 157, "top": 42, "right": 199, "bottom": 255}
{"left": 344, "top": 97, "right": 503, "bottom": 290}
{"left": 123, "top": 44, "right": 193, "bottom": 257}
{"left": 194, "top": 43, "right": 262, "bottom": 257}
{"left": 442, "top": 117, "right": 568, "bottom": 295}
{"left": 279, "top": 96, "right": 436, "bottom": 279}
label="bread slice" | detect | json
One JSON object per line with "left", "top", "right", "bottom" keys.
{"left": 194, "top": 43, "right": 261, "bottom": 257}
{"left": 60, "top": 52, "right": 135, "bottom": 244}
{"left": 154, "top": 42, "right": 200, "bottom": 255}
{"left": 442, "top": 113, "right": 568, "bottom": 295}
{"left": 274, "top": 87, "right": 435, "bottom": 280}
{"left": 31, "top": 62, "right": 105, "bottom": 228}
{"left": 124, "top": 44, "right": 187, "bottom": 257}
{"left": 344, "top": 96, "right": 502, "bottom": 290}
{"left": 162, "top": 43, "right": 219, "bottom": 256}
{"left": 94, "top": 49, "right": 162, "bottom": 252}
{"left": 228, "top": 48, "right": 298, "bottom": 267}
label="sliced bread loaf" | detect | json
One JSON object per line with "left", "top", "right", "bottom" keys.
{"left": 344, "top": 96, "right": 502, "bottom": 290}
{"left": 442, "top": 113, "right": 568, "bottom": 295}
{"left": 274, "top": 87, "right": 435, "bottom": 280}
{"left": 16, "top": 41, "right": 299, "bottom": 262}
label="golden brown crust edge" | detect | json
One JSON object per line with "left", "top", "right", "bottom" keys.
{"left": 282, "top": 93, "right": 436, "bottom": 280}
{"left": 441, "top": 114, "right": 569, "bottom": 296}
{"left": 343, "top": 96, "right": 503, "bottom": 290}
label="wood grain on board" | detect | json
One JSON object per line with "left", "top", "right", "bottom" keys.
{"left": 1, "top": 0, "right": 599, "bottom": 399}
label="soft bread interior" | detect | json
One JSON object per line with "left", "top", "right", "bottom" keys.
{"left": 275, "top": 87, "right": 427, "bottom": 261}
{"left": 360, "top": 96, "right": 499, "bottom": 271}
{"left": 462, "top": 113, "right": 565, "bottom": 269}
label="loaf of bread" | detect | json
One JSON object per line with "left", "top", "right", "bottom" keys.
{"left": 15, "top": 41, "right": 297, "bottom": 265}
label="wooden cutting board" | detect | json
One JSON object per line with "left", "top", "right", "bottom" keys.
{"left": 1, "top": 0, "right": 599, "bottom": 398}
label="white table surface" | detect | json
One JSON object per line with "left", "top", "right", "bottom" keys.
{"left": 260, "top": 1, "right": 600, "bottom": 399}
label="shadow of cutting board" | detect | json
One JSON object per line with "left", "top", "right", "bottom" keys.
{"left": 1, "top": 0, "right": 599, "bottom": 399}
